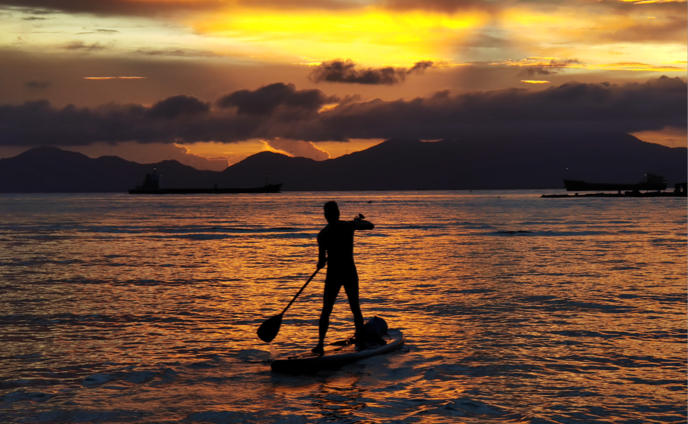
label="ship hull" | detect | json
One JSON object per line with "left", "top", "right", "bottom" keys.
{"left": 563, "top": 179, "right": 666, "bottom": 192}
{"left": 128, "top": 183, "right": 282, "bottom": 194}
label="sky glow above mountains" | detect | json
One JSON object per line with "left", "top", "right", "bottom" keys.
{"left": 0, "top": 0, "right": 685, "bottom": 169}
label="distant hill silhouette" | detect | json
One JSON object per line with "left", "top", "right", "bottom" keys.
{"left": 0, "top": 131, "right": 685, "bottom": 192}
{"left": 0, "top": 147, "right": 220, "bottom": 192}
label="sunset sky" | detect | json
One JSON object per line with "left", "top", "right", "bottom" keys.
{"left": 0, "top": 0, "right": 685, "bottom": 170}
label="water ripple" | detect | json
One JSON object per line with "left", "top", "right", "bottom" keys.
{"left": 0, "top": 192, "right": 684, "bottom": 423}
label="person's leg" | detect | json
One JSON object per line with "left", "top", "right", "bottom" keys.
{"left": 312, "top": 280, "right": 341, "bottom": 354}
{"left": 343, "top": 274, "right": 364, "bottom": 338}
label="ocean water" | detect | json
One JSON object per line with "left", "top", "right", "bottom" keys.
{"left": 0, "top": 191, "right": 685, "bottom": 423}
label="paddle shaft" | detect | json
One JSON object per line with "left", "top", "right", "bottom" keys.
{"left": 280, "top": 268, "right": 320, "bottom": 316}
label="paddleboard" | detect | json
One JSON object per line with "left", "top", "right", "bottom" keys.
{"left": 270, "top": 329, "right": 405, "bottom": 374}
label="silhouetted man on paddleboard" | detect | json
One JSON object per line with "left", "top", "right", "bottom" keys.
{"left": 312, "top": 201, "right": 374, "bottom": 355}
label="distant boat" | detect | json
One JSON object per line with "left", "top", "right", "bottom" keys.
{"left": 128, "top": 169, "right": 282, "bottom": 194}
{"left": 564, "top": 174, "right": 667, "bottom": 192}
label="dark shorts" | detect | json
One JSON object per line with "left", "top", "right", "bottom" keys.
{"left": 325, "top": 266, "right": 358, "bottom": 286}
{"left": 323, "top": 266, "right": 360, "bottom": 307}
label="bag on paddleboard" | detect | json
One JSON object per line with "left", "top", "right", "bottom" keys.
{"left": 359, "top": 316, "right": 388, "bottom": 344}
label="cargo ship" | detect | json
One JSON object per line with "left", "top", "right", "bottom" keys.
{"left": 563, "top": 174, "right": 667, "bottom": 192}
{"left": 128, "top": 169, "right": 282, "bottom": 194}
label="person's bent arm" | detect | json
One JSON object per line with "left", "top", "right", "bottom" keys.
{"left": 353, "top": 215, "right": 374, "bottom": 230}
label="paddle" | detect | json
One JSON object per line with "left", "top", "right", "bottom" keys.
{"left": 257, "top": 268, "right": 320, "bottom": 343}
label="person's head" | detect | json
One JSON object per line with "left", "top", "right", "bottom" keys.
{"left": 323, "top": 201, "right": 340, "bottom": 224}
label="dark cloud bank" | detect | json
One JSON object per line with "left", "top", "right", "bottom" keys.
{"left": 217, "top": 83, "right": 338, "bottom": 115}
{"left": 309, "top": 59, "right": 436, "bottom": 85}
{"left": 521, "top": 59, "right": 580, "bottom": 77}
{"left": 0, "top": 77, "right": 685, "bottom": 147}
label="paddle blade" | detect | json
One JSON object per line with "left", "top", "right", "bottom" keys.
{"left": 257, "top": 314, "right": 283, "bottom": 343}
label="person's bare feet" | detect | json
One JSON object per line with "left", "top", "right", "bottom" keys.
{"left": 311, "top": 344, "right": 324, "bottom": 355}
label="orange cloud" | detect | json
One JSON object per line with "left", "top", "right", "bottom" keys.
{"left": 589, "top": 62, "right": 685, "bottom": 72}
{"left": 261, "top": 139, "right": 330, "bottom": 161}
{"left": 84, "top": 76, "right": 146, "bottom": 80}
{"left": 631, "top": 126, "right": 687, "bottom": 148}
{"left": 495, "top": 58, "right": 685, "bottom": 74}
{"left": 619, "top": 0, "right": 685, "bottom": 4}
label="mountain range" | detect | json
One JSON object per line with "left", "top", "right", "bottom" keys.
{"left": 0, "top": 131, "right": 685, "bottom": 192}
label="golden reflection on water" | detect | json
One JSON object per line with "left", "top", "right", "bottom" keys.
{"left": 0, "top": 192, "right": 685, "bottom": 423}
